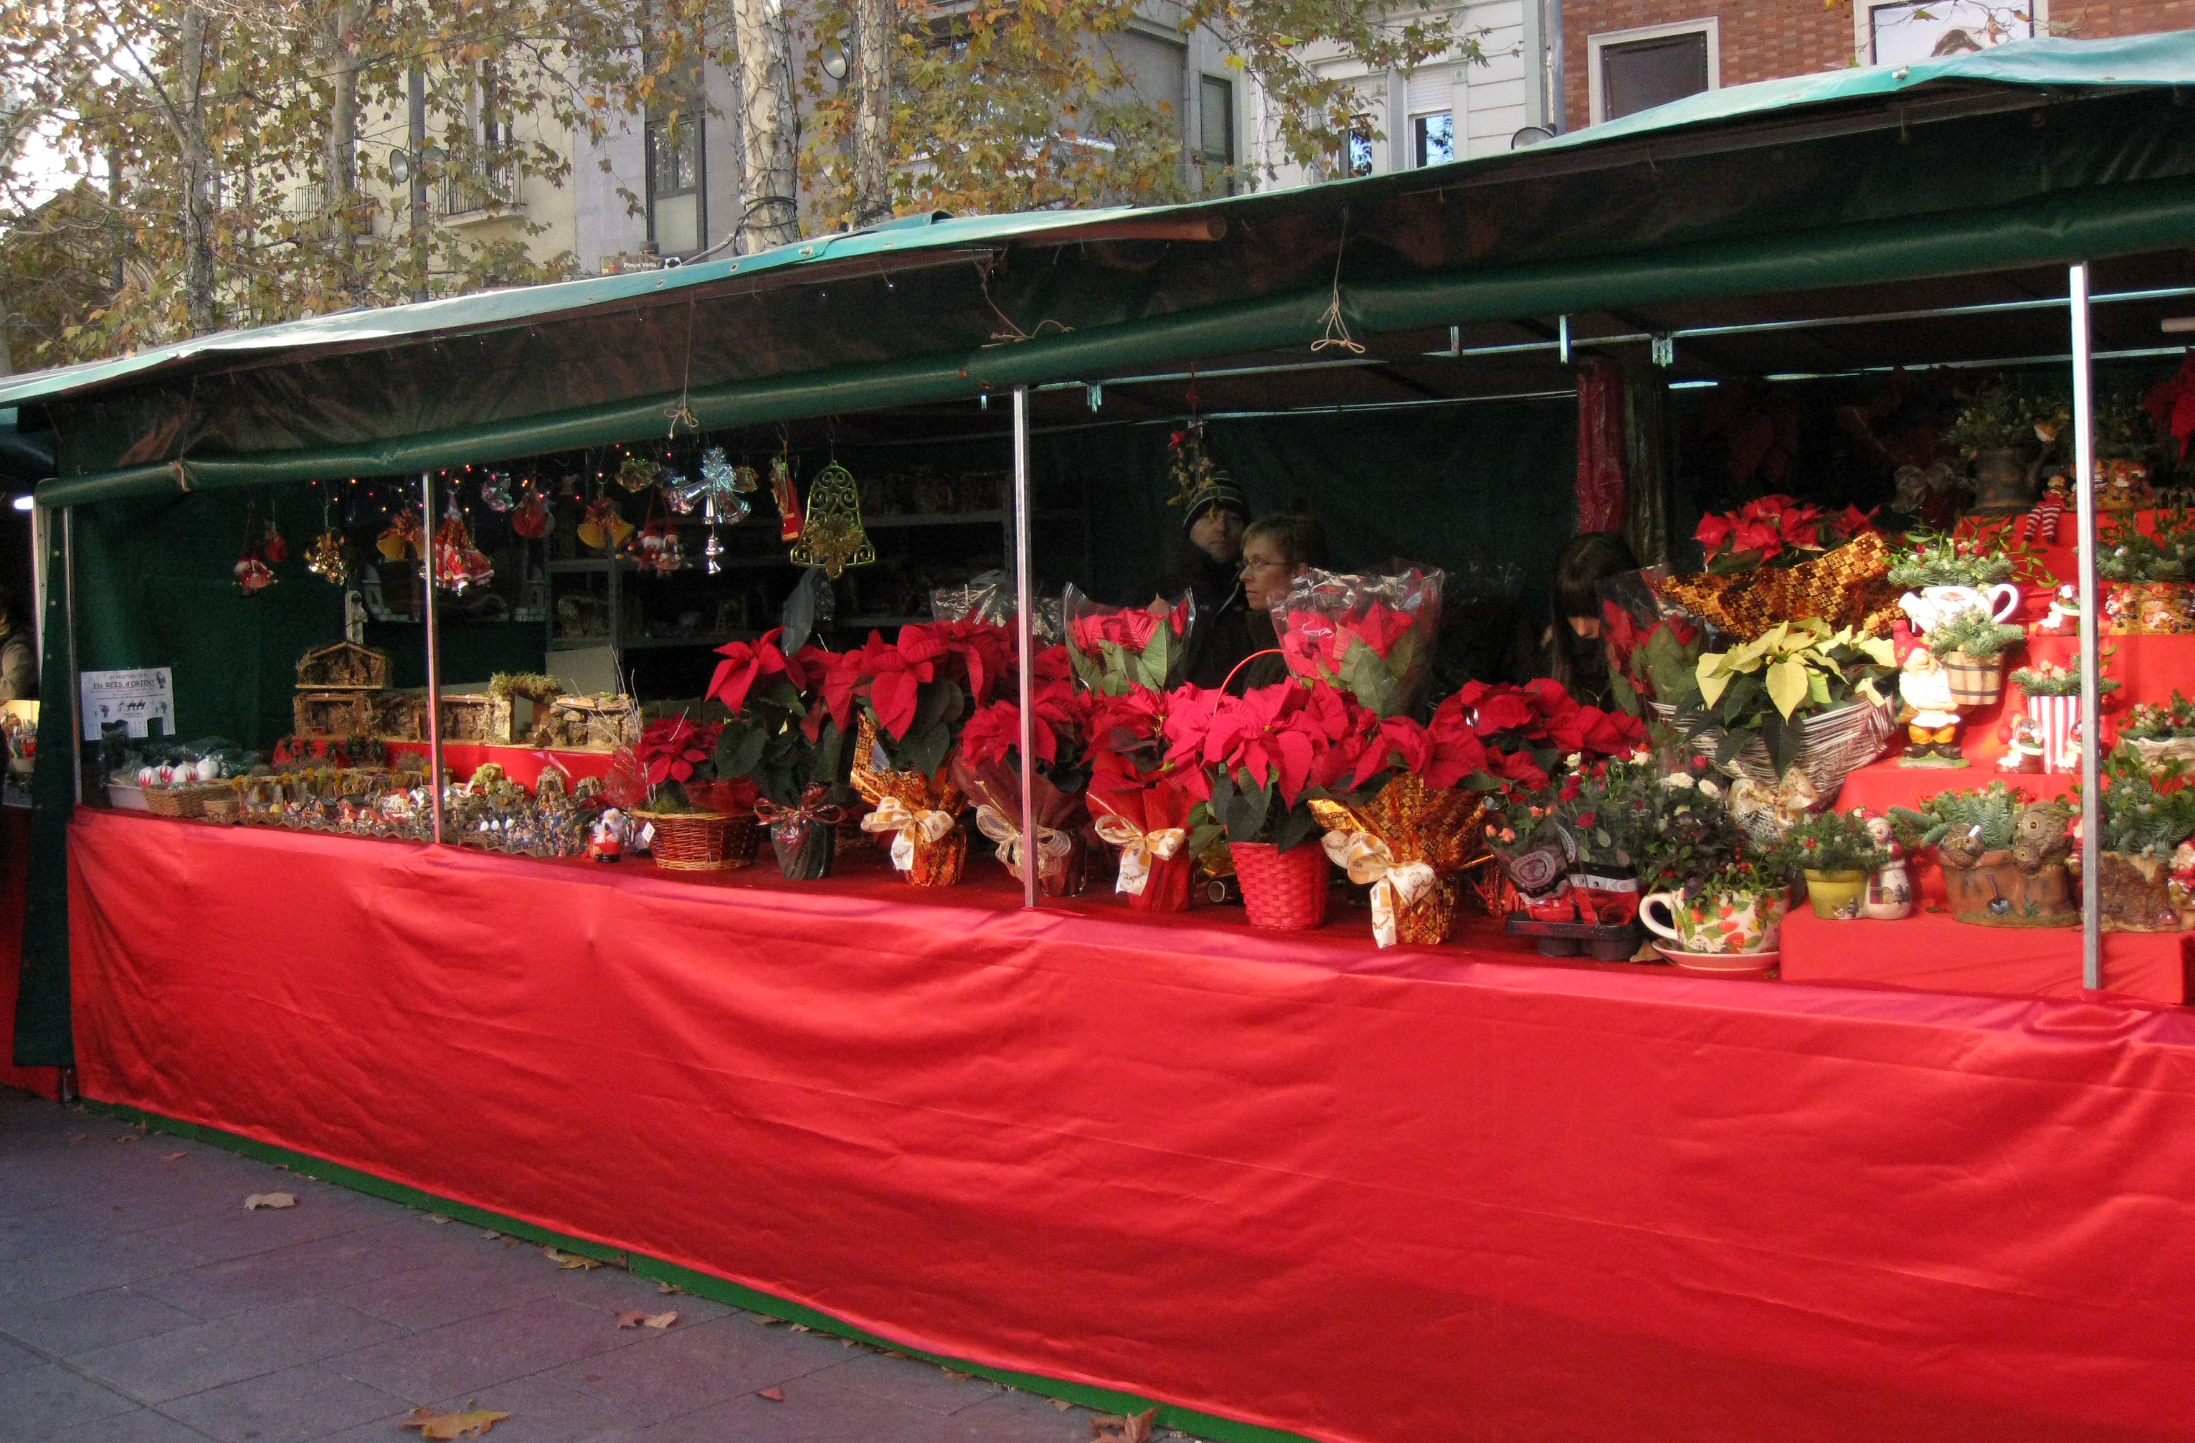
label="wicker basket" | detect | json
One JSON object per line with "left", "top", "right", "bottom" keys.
{"left": 632, "top": 809, "right": 738, "bottom": 871}
{"left": 144, "top": 783, "right": 228, "bottom": 820}
{"left": 2129, "top": 736, "right": 2195, "bottom": 767}
{"left": 1651, "top": 698, "right": 1895, "bottom": 799}
{"left": 721, "top": 814, "right": 762, "bottom": 868}
{"left": 200, "top": 794, "right": 240, "bottom": 825}
{"left": 1231, "top": 841, "right": 1331, "bottom": 930}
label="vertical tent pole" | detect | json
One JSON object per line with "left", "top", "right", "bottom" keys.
{"left": 420, "top": 471, "right": 444, "bottom": 845}
{"left": 1011, "top": 386, "right": 1039, "bottom": 910}
{"left": 2070, "top": 262, "right": 2102, "bottom": 991}
{"left": 62, "top": 506, "right": 79, "bottom": 806}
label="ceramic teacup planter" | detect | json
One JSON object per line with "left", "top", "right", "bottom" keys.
{"left": 1802, "top": 868, "right": 1869, "bottom": 920}
{"left": 1639, "top": 888, "right": 1784, "bottom": 955}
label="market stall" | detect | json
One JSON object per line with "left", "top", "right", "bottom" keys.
{"left": 14, "top": 35, "right": 2195, "bottom": 1443}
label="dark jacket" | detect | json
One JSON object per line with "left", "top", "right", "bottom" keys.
{"left": 1231, "top": 611, "right": 1291, "bottom": 693}
{"left": 1154, "top": 548, "right": 1256, "bottom": 691}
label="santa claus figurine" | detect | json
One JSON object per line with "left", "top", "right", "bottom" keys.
{"left": 588, "top": 807, "right": 630, "bottom": 863}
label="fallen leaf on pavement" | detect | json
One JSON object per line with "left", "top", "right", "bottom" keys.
{"left": 614, "top": 1310, "right": 677, "bottom": 1329}
{"left": 428, "top": 1215, "right": 452, "bottom": 1225}
{"left": 542, "top": 1247, "right": 600, "bottom": 1271}
{"left": 756, "top": 1387, "right": 785, "bottom": 1402}
{"left": 399, "top": 1406, "right": 511, "bottom": 1439}
{"left": 243, "top": 1192, "right": 297, "bottom": 1211}
{"left": 615, "top": 1311, "right": 649, "bottom": 1328}
{"left": 1053, "top": 1399, "right": 1075, "bottom": 1412}
{"left": 788, "top": 1322, "right": 810, "bottom": 1332}
{"left": 656, "top": 1281, "right": 682, "bottom": 1295}
{"left": 1090, "top": 1407, "right": 1157, "bottom": 1442}
{"left": 162, "top": 1152, "right": 185, "bottom": 1161}
{"left": 68, "top": 1133, "right": 86, "bottom": 1143}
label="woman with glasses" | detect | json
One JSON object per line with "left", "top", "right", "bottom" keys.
{"left": 1229, "top": 511, "right": 1330, "bottom": 692}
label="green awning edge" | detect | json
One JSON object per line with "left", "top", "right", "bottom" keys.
{"left": 38, "top": 172, "right": 2195, "bottom": 508}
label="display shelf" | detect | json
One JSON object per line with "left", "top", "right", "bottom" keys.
{"left": 1780, "top": 903, "right": 2190, "bottom": 1004}
{"left": 546, "top": 557, "right": 633, "bottom": 574}
{"left": 624, "top": 632, "right": 755, "bottom": 650}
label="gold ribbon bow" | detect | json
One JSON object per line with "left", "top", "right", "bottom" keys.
{"left": 974, "top": 804, "right": 1075, "bottom": 886}
{"left": 861, "top": 796, "right": 956, "bottom": 873}
{"left": 1321, "top": 830, "right": 1437, "bottom": 948}
{"left": 1092, "top": 814, "right": 1188, "bottom": 896}
{"left": 753, "top": 795, "right": 845, "bottom": 828}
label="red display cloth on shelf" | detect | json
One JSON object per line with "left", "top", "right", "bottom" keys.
{"left": 384, "top": 742, "right": 613, "bottom": 788}
{"left": 2028, "top": 631, "right": 2195, "bottom": 712}
{"left": 1840, "top": 759, "right": 2071, "bottom": 815}
{"left": 0, "top": 806, "right": 58, "bottom": 1097}
{"left": 69, "top": 807, "right": 2195, "bottom": 1443}
{"left": 1781, "top": 905, "right": 2191, "bottom": 1004}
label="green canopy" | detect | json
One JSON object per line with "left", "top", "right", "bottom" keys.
{"left": 13, "top": 33, "right": 2195, "bottom": 503}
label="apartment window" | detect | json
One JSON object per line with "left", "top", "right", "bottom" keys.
{"left": 1589, "top": 20, "right": 1718, "bottom": 125}
{"left": 1199, "top": 75, "right": 1235, "bottom": 192}
{"left": 1413, "top": 113, "right": 1454, "bottom": 167}
{"left": 442, "top": 60, "right": 516, "bottom": 215}
{"left": 1868, "top": 0, "right": 2032, "bottom": 65}
{"left": 646, "top": 112, "right": 704, "bottom": 256}
{"left": 1345, "top": 114, "right": 1376, "bottom": 178}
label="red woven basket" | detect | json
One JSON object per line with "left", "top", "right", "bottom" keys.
{"left": 634, "top": 810, "right": 736, "bottom": 871}
{"left": 1231, "top": 841, "right": 1331, "bottom": 930}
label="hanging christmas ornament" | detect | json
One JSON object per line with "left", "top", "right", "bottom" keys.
{"left": 672, "top": 447, "right": 757, "bottom": 521}
{"left": 306, "top": 499, "right": 349, "bottom": 585}
{"left": 377, "top": 509, "right": 424, "bottom": 561}
{"left": 624, "top": 518, "right": 685, "bottom": 576}
{"left": 262, "top": 502, "right": 290, "bottom": 564}
{"left": 481, "top": 471, "right": 515, "bottom": 512}
{"left": 433, "top": 508, "right": 495, "bottom": 594}
{"left": 236, "top": 503, "right": 277, "bottom": 595}
{"left": 1165, "top": 420, "right": 1218, "bottom": 510}
{"left": 616, "top": 455, "right": 659, "bottom": 493}
{"left": 511, "top": 483, "right": 553, "bottom": 540}
{"left": 770, "top": 456, "right": 804, "bottom": 543}
{"left": 790, "top": 461, "right": 875, "bottom": 579}
{"left": 578, "top": 496, "right": 635, "bottom": 552}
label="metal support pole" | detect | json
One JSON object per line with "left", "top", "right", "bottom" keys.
{"left": 420, "top": 472, "right": 445, "bottom": 844}
{"left": 2070, "top": 262, "right": 2102, "bottom": 991}
{"left": 61, "top": 507, "right": 79, "bottom": 806}
{"left": 1011, "top": 386, "right": 1039, "bottom": 910}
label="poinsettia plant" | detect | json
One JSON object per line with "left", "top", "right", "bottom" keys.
{"left": 1271, "top": 566, "right": 1444, "bottom": 716}
{"left": 1695, "top": 496, "right": 1877, "bottom": 574}
{"left": 1431, "top": 679, "right": 1647, "bottom": 792}
{"left": 706, "top": 629, "right": 848, "bottom": 808}
{"left": 1165, "top": 680, "right": 1377, "bottom": 852}
{"left": 1062, "top": 585, "right": 1194, "bottom": 695}
{"left": 632, "top": 715, "right": 756, "bottom": 813}
{"left": 1603, "top": 601, "right": 1704, "bottom": 718}
{"left": 815, "top": 619, "right": 1014, "bottom": 778}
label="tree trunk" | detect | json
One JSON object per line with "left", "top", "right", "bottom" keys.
{"left": 176, "top": 4, "right": 218, "bottom": 335}
{"left": 320, "top": 0, "right": 360, "bottom": 288}
{"left": 732, "top": 0, "right": 798, "bottom": 251}
{"left": 853, "top": 0, "right": 892, "bottom": 227}
{"left": 0, "top": 292, "right": 14, "bottom": 378}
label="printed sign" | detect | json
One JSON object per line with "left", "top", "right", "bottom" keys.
{"left": 80, "top": 667, "right": 174, "bottom": 741}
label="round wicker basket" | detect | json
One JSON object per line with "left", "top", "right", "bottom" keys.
{"left": 633, "top": 809, "right": 738, "bottom": 871}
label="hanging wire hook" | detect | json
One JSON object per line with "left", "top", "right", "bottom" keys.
{"left": 1313, "top": 209, "right": 1366, "bottom": 355}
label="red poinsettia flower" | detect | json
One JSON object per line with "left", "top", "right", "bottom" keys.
{"left": 635, "top": 716, "right": 724, "bottom": 786}
{"left": 706, "top": 628, "right": 807, "bottom": 716}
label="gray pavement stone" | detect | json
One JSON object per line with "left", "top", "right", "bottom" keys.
{"left": 0, "top": 1359, "right": 146, "bottom": 1432}
{"left": 1, "top": 1283, "right": 203, "bottom": 1358}
{"left": 76, "top": 1294, "right": 405, "bottom": 1403}
{"left": 160, "top": 1359, "right": 411, "bottom": 1443}
{"left": 0, "top": 1088, "right": 1173, "bottom": 1443}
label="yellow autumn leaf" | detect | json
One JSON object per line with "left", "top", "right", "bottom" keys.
{"left": 400, "top": 1407, "right": 510, "bottom": 1439}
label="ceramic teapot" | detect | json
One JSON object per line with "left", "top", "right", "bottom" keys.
{"left": 1900, "top": 582, "right": 2020, "bottom": 635}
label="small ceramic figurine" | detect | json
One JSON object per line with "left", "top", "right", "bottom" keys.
{"left": 1861, "top": 813, "right": 1914, "bottom": 920}
{"left": 2043, "top": 584, "right": 2080, "bottom": 635}
{"left": 1998, "top": 712, "right": 2047, "bottom": 773}
{"left": 1897, "top": 643, "right": 1966, "bottom": 766}
{"left": 2019, "top": 473, "right": 2070, "bottom": 546}
{"left": 588, "top": 806, "right": 629, "bottom": 863}
{"left": 2169, "top": 842, "right": 2195, "bottom": 921}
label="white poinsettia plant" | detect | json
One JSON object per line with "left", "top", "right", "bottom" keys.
{"left": 1678, "top": 619, "right": 1897, "bottom": 774}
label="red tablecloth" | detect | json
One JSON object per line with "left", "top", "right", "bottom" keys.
{"left": 68, "top": 808, "right": 2195, "bottom": 1443}
{"left": 1782, "top": 905, "right": 2191, "bottom": 1004}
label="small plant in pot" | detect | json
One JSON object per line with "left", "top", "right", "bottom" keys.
{"left": 2080, "top": 745, "right": 2195, "bottom": 932}
{"left": 707, "top": 630, "right": 852, "bottom": 879}
{"left": 1781, "top": 808, "right": 1892, "bottom": 920}
{"left": 1886, "top": 530, "right": 2021, "bottom": 591}
{"left": 1676, "top": 619, "right": 1898, "bottom": 792}
{"left": 1925, "top": 605, "right": 2026, "bottom": 708}
{"left": 1943, "top": 378, "right": 2055, "bottom": 515}
{"left": 1890, "top": 782, "right": 2076, "bottom": 926}
{"left": 1165, "top": 680, "right": 1376, "bottom": 930}
{"left": 1630, "top": 760, "right": 1789, "bottom": 959}
{"left": 627, "top": 715, "right": 761, "bottom": 872}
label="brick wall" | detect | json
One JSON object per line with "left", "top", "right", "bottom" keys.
{"left": 1561, "top": 1, "right": 2195, "bottom": 131}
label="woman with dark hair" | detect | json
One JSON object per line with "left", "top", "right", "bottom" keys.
{"left": 1230, "top": 511, "right": 1330, "bottom": 692}
{"left": 1540, "top": 531, "right": 1637, "bottom": 709}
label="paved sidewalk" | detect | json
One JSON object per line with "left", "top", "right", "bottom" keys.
{"left": 0, "top": 1088, "right": 1174, "bottom": 1442}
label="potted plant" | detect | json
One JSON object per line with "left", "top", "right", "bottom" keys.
{"left": 1086, "top": 686, "right": 1204, "bottom": 913}
{"left": 2082, "top": 746, "right": 2195, "bottom": 931}
{"left": 1943, "top": 379, "right": 2052, "bottom": 515}
{"left": 1885, "top": 530, "right": 2021, "bottom": 591}
{"left": 1272, "top": 566, "right": 1444, "bottom": 717}
{"left": 708, "top": 630, "right": 852, "bottom": 879}
{"left": 1677, "top": 619, "right": 1898, "bottom": 794}
{"left": 1692, "top": 496, "right": 1876, "bottom": 575}
{"left": 1925, "top": 605, "right": 2026, "bottom": 707}
{"left": 1063, "top": 587, "right": 1195, "bottom": 696}
{"left": 1889, "top": 782, "right": 2076, "bottom": 926}
{"left": 1165, "top": 680, "right": 1375, "bottom": 930}
{"left": 2009, "top": 660, "right": 2121, "bottom": 774}
{"left": 2119, "top": 690, "right": 2195, "bottom": 766}
{"left": 1782, "top": 808, "right": 1892, "bottom": 920}
{"left": 951, "top": 648, "right": 1097, "bottom": 896}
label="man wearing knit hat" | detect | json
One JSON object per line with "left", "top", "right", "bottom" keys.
{"left": 1156, "top": 471, "right": 1257, "bottom": 689}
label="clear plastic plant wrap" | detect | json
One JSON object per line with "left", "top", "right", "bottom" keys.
{"left": 1272, "top": 565, "right": 1444, "bottom": 717}
{"left": 1062, "top": 584, "right": 1195, "bottom": 695}
{"left": 929, "top": 568, "right": 1062, "bottom": 643}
